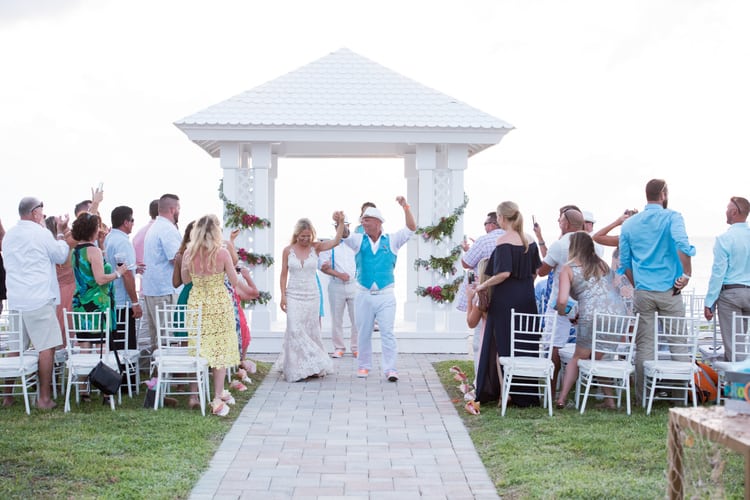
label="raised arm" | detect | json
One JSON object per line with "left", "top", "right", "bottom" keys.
{"left": 315, "top": 211, "right": 346, "bottom": 253}
{"left": 396, "top": 196, "right": 416, "bottom": 231}
{"left": 592, "top": 212, "right": 632, "bottom": 247}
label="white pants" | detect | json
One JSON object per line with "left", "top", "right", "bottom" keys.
{"left": 328, "top": 280, "right": 359, "bottom": 352}
{"left": 355, "top": 290, "right": 397, "bottom": 375}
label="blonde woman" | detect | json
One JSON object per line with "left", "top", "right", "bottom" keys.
{"left": 180, "top": 214, "right": 256, "bottom": 416}
{"left": 554, "top": 231, "right": 626, "bottom": 410}
{"left": 277, "top": 213, "right": 345, "bottom": 382}
{"left": 474, "top": 201, "right": 542, "bottom": 406}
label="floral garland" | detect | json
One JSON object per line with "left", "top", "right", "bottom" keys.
{"left": 219, "top": 181, "right": 273, "bottom": 303}
{"left": 415, "top": 194, "right": 469, "bottom": 243}
{"left": 415, "top": 275, "right": 463, "bottom": 304}
{"left": 218, "top": 182, "right": 271, "bottom": 230}
{"left": 413, "top": 245, "right": 462, "bottom": 276}
{"left": 241, "top": 291, "right": 272, "bottom": 308}
{"left": 450, "top": 365, "right": 479, "bottom": 415}
{"left": 237, "top": 248, "right": 274, "bottom": 268}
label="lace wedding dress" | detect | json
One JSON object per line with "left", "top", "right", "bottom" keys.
{"left": 275, "top": 247, "right": 334, "bottom": 382}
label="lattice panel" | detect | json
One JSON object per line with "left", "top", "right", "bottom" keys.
{"left": 432, "top": 169, "right": 453, "bottom": 257}
{"left": 237, "top": 167, "right": 254, "bottom": 213}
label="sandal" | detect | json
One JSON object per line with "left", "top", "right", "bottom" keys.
{"left": 80, "top": 393, "right": 92, "bottom": 403}
{"left": 240, "top": 359, "right": 257, "bottom": 374}
{"left": 219, "top": 389, "right": 236, "bottom": 405}
{"left": 211, "top": 400, "right": 229, "bottom": 417}
{"left": 555, "top": 401, "right": 566, "bottom": 410}
{"left": 464, "top": 400, "right": 481, "bottom": 415}
{"left": 229, "top": 380, "right": 247, "bottom": 392}
{"left": 234, "top": 368, "right": 253, "bottom": 384}
{"left": 188, "top": 397, "right": 201, "bottom": 410}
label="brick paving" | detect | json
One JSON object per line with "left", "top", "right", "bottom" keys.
{"left": 190, "top": 353, "right": 498, "bottom": 499}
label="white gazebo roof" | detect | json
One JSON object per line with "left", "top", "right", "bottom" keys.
{"left": 175, "top": 48, "right": 513, "bottom": 158}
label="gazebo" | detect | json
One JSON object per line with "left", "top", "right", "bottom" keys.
{"left": 174, "top": 48, "right": 513, "bottom": 353}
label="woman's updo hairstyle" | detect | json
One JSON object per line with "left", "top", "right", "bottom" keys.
{"left": 497, "top": 201, "right": 529, "bottom": 251}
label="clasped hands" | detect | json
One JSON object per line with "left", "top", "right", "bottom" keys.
{"left": 332, "top": 211, "right": 346, "bottom": 225}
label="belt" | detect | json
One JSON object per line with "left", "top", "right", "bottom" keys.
{"left": 359, "top": 285, "right": 394, "bottom": 295}
{"left": 721, "top": 284, "right": 750, "bottom": 291}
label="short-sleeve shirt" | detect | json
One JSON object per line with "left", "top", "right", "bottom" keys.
{"left": 104, "top": 228, "right": 137, "bottom": 307}
{"left": 142, "top": 216, "right": 181, "bottom": 296}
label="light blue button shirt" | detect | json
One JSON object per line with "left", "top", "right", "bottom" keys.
{"left": 704, "top": 222, "right": 750, "bottom": 309}
{"left": 618, "top": 204, "right": 696, "bottom": 292}
{"left": 104, "top": 228, "right": 136, "bottom": 307}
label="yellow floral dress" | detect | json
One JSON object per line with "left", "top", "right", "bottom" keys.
{"left": 187, "top": 273, "right": 239, "bottom": 369}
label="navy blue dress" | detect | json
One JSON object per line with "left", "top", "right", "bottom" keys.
{"left": 475, "top": 242, "right": 541, "bottom": 405}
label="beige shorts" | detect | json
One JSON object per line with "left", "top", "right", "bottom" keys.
{"left": 21, "top": 302, "right": 64, "bottom": 351}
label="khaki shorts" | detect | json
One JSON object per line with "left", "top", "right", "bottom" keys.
{"left": 21, "top": 302, "right": 64, "bottom": 351}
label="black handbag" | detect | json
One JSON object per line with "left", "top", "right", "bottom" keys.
{"left": 88, "top": 312, "right": 122, "bottom": 396}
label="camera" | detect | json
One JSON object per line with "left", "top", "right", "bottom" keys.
{"left": 467, "top": 271, "right": 475, "bottom": 284}
{"left": 624, "top": 209, "right": 636, "bottom": 216}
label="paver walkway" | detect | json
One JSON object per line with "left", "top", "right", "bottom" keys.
{"left": 190, "top": 353, "right": 499, "bottom": 499}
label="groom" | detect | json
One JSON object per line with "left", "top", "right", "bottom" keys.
{"left": 340, "top": 196, "right": 416, "bottom": 381}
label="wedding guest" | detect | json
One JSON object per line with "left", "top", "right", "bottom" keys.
{"left": 319, "top": 223, "right": 360, "bottom": 358}
{"left": 537, "top": 205, "right": 584, "bottom": 401}
{"left": 70, "top": 213, "right": 127, "bottom": 339}
{"left": 3, "top": 197, "right": 74, "bottom": 409}
{"left": 142, "top": 194, "right": 182, "bottom": 354}
{"left": 618, "top": 179, "right": 695, "bottom": 394}
{"left": 455, "top": 211, "right": 505, "bottom": 377}
{"left": 180, "top": 214, "right": 256, "bottom": 416}
{"left": 592, "top": 210, "right": 638, "bottom": 313}
{"left": 342, "top": 197, "right": 415, "bottom": 381}
{"left": 45, "top": 216, "right": 75, "bottom": 341}
{"left": 554, "top": 232, "right": 627, "bottom": 409}
{"left": 704, "top": 196, "right": 750, "bottom": 361}
{"left": 474, "top": 201, "right": 541, "bottom": 406}
{"left": 133, "top": 199, "right": 159, "bottom": 353}
{"left": 277, "top": 215, "right": 345, "bottom": 382}
{"left": 104, "top": 206, "right": 143, "bottom": 352}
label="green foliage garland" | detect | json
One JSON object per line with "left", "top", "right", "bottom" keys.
{"left": 415, "top": 194, "right": 469, "bottom": 243}
{"left": 413, "top": 245, "right": 462, "bottom": 276}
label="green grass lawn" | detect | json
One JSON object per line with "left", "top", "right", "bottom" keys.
{"left": 0, "top": 361, "right": 270, "bottom": 500}
{"left": 434, "top": 360, "right": 746, "bottom": 499}
{"left": 0, "top": 358, "right": 744, "bottom": 499}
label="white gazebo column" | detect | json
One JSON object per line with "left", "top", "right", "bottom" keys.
{"left": 446, "top": 144, "right": 470, "bottom": 330}
{"left": 415, "top": 144, "right": 437, "bottom": 331}
{"left": 249, "top": 143, "right": 274, "bottom": 332}
{"left": 403, "top": 153, "right": 418, "bottom": 322}
{"left": 267, "top": 153, "right": 279, "bottom": 324}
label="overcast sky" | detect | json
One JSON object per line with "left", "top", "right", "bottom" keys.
{"left": 2, "top": 0, "right": 748, "bottom": 273}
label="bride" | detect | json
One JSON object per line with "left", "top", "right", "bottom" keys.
{"left": 276, "top": 212, "right": 346, "bottom": 382}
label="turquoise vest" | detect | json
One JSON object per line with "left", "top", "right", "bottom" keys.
{"left": 356, "top": 234, "right": 397, "bottom": 289}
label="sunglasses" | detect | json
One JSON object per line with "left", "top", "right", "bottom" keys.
{"left": 32, "top": 202, "right": 44, "bottom": 212}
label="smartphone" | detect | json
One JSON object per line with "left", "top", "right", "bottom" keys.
{"left": 97, "top": 182, "right": 104, "bottom": 192}
{"left": 532, "top": 215, "right": 539, "bottom": 228}
{"left": 468, "top": 271, "right": 475, "bottom": 284}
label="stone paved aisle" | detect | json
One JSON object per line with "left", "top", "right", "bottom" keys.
{"left": 190, "top": 353, "right": 499, "bottom": 499}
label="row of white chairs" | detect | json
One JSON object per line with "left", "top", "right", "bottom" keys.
{"left": 501, "top": 309, "right": 714, "bottom": 416}
{"left": 1, "top": 304, "right": 210, "bottom": 415}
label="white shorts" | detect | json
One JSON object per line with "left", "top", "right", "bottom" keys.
{"left": 21, "top": 302, "right": 64, "bottom": 351}
{"left": 552, "top": 315, "right": 572, "bottom": 348}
